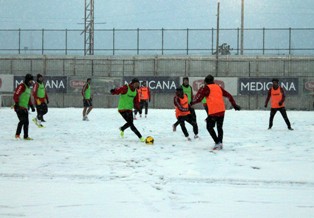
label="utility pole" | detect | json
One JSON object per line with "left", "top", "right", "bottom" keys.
{"left": 83, "top": 0, "right": 94, "bottom": 55}
{"left": 216, "top": 0, "right": 220, "bottom": 75}
{"left": 240, "top": 0, "right": 244, "bottom": 55}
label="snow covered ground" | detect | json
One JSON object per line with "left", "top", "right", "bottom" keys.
{"left": 0, "top": 107, "right": 314, "bottom": 218}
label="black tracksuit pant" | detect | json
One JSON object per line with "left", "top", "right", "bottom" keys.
{"left": 36, "top": 103, "right": 48, "bottom": 121}
{"left": 139, "top": 100, "right": 148, "bottom": 115}
{"left": 16, "top": 109, "right": 29, "bottom": 138}
{"left": 206, "top": 115, "right": 224, "bottom": 144}
{"left": 173, "top": 106, "right": 197, "bottom": 128}
{"left": 269, "top": 107, "right": 292, "bottom": 129}
{"left": 119, "top": 111, "right": 142, "bottom": 138}
{"left": 134, "top": 100, "right": 149, "bottom": 116}
{"left": 177, "top": 114, "right": 198, "bottom": 137}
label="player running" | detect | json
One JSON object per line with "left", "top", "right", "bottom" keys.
{"left": 32, "top": 74, "right": 49, "bottom": 127}
{"left": 110, "top": 78, "right": 145, "bottom": 142}
{"left": 191, "top": 75, "right": 241, "bottom": 150}
{"left": 172, "top": 77, "right": 197, "bottom": 131}
{"left": 174, "top": 87, "right": 198, "bottom": 141}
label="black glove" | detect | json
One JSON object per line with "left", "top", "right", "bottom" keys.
{"left": 30, "top": 105, "right": 35, "bottom": 112}
{"left": 110, "top": 89, "right": 115, "bottom": 94}
{"left": 234, "top": 104, "right": 241, "bottom": 111}
{"left": 264, "top": 104, "right": 267, "bottom": 108}
{"left": 46, "top": 99, "right": 49, "bottom": 104}
{"left": 279, "top": 101, "right": 283, "bottom": 106}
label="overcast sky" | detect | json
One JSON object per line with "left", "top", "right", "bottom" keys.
{"left": 0, "top": 0, "right": 314, "bottom": 30}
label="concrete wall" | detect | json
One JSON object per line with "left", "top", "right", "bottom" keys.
{"left": 1, "top": 55, "right": 313, "bottom": 110}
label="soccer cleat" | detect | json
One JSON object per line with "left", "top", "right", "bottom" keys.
{"left": 140, "top": 137, "right": 145, "bottom": 142}
{"left": 186, "top": 137, "right": 191, "bottom": 141}
{"left": 15, "top": 135, "right": 21, "bottom": 140}
{"left": 172, "top": 124, "right": 176, "bottom": 132}
{"left": 33, "top": 118, "right": 44, "bottom": 128}
{"left": 140, "top": 114, "right": 142, "bottom": 118}
{"left": 145, "top": 115, "right": 147, "bottom": 118}
{"left": 119, "top": 128, "right": 124, "bottom": 138}
{"left": 288, "top": 127, "right": 294, "bottom": 130}
{"left": 133, "top": 117, "right": 137, "bottom": 120}
{"left": 24, "top": 137, "right": 33, "bottom": 140}
{"left": 194, "top": 135, "right": 199, "bottom": 139}
{"left": 213, "top": 143, "right": 223, "bottom": 150}
{"left": 32, "top": 117, "right": 38, "bottom": 124}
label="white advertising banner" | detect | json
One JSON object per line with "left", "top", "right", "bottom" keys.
{"left": 0, "top": 74, "right": 14, "bottom": 92}
{"left": 180, "top": 77, "right": 238, "bottom": 96}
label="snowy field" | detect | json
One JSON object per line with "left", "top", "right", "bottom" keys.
{"left": 1, "top": 107, "right": 314, "bottom": 218}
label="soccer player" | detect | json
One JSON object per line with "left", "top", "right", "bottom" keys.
{"left": 191, "top": 75, "right": 241, "bottom": 150}
{"left": 138, "top": 81, "right": 151, "bottom": 118}
{"left": 13, "top": 74, "right": 35, "bottom": 140}
{"left": 264, "top": 78, "right": 293, "bottom": 130}
{"left": 32, "top": 74, "right": 49, "bottom": 127}
{"left": 110, "top": 78, "right": 145, "bottom": 142}
{"left": 82, "top": 78, "right": 93, "bottom": 121}
{"left": 174, "top": 87, "right": 198, "bottom": 141}
{"left": 172, "top": 77, "right": 197, "bottom": 131}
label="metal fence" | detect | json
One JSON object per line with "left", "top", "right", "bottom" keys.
{"left": 1, "top": 28, "right": 314, "bottom": 56}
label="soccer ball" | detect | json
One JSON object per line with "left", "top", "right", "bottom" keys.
{"left": 145, "top": 136, "right": 154, "bottom": 145}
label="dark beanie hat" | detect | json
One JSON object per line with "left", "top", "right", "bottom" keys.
{"left": 204, "top": 75, "right": 214, "bottom": 84}
{"left": 272, "top": 78, "right": 279, "bottom": 82}
{"left": 25, "top": 74, "right": 33, "bottom": 81}
{"left": 176, "top": 86, "right": 183, "bottom": 91}
{"left": 132, "top": 78, "right": 139, "bottom": 83}
{"left": 24, "top": 74, "right": 34, "bottom": 84}
{"left": 37, "top": 74, "right": 43, "bottom": 79}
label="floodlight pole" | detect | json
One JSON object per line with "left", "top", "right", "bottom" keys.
{"left": 240, "top": 0, "right": 244, "bottom": 55}
{"left": 83, "top": 0, "right": 94, "bottom": 55}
